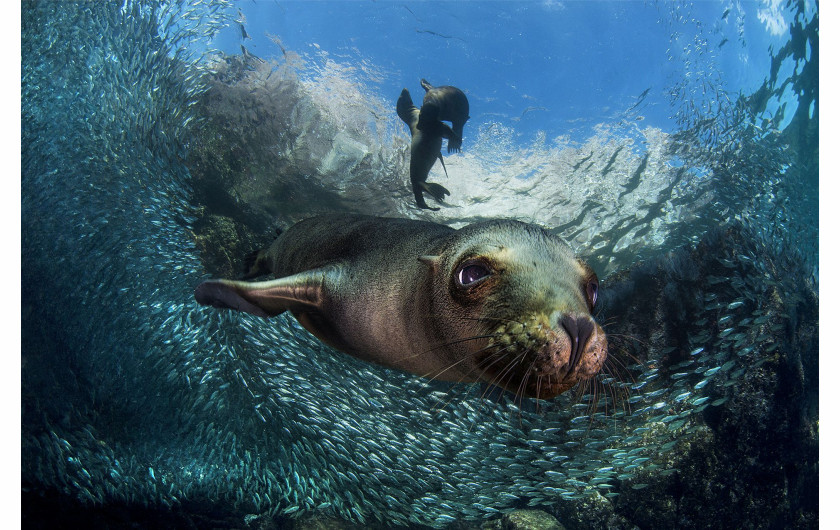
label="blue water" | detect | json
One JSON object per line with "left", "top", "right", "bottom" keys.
{"left": 21, "top": 1, "right": 818, "bottom": 528}
{"left": 209, "top": 1, "right": 797, "bottom": 144}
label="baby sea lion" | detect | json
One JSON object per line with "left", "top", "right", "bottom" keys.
{"left": 195, "top": 214, "right": 607, "bottom": 400}
{"left": 397, "top": 88, "right": 456, "bottom": 211}
{"left": 419, "top": 78, "right": 470, "bottom": 153}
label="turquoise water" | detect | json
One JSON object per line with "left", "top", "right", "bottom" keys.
{"left": 21, "top": 1, "right": 817, "bottom": 528}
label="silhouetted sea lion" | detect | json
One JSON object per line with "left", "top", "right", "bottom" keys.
{"left": 419, "top": 78, "right": 470, "bottom": 153}
{"left": 195, "top": 214, "right": 607, "bottom": 399}
{"left": 397, "top": 88, "right": 456, "bottom": 211}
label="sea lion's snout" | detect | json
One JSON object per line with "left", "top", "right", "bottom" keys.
{"left": 522, "top": 314, "right": 606, "bottom": 399}
{"left": 479, "top": 310, "right": 607, "bottom": 400}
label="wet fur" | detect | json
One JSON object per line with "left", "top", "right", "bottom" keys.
{"left": 419, "top": 78, "right": 470, "bottom": 153}
{"left": 195, "top": 214, "right": 607, "bottom": 400}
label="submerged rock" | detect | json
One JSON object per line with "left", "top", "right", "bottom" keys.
{"left": 192, "top": 213, "right": 264, "bottom": 278}
{"left": 492, "top": 509, "right": 566, "bottom": 530}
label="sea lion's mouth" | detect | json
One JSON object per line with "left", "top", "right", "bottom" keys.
{"left": 479, "top": 314, "right": 607, "bottom": 400}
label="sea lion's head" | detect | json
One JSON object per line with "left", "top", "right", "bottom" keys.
{"left": 426, "top": 220, "right": 607, "bottom": 400}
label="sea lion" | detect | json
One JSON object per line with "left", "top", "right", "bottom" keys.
{"left": 195, "top": 214, "right": 607, "bottom": 400}
{"left": 397, "top": 88, "right": 456, "bottom": 211}
{"left": 419, "top": 78, "right": 470, "bottom": 153}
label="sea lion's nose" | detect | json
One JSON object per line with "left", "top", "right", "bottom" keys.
{"left": 561, "top": 315, "right": 594, "bottom": 369}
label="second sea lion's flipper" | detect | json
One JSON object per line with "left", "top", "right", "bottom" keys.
{"left": 412, "top": 183, "right": 440, "bottom": 211}
{"left": 432, "top": 120, "right": 461, "bottom": 153}
{"left": 438, "top": 122, "right": 461, "bottom": 153}
{"left": 195, "top": 266, "right": 340, "bottom": 318}
{"left": 438, "top": 121, "right": 457, "bottom": 141}
{"left": 436, "top": 153, "right": 449, "bottom": 178}
{"left": 421, "top": 182, "right": 450, "bottom": 203}
{"left": 446, "top": 135, "right": 463, "bottom": 154}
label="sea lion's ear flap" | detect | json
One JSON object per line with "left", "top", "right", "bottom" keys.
{"left": 418, "top": 255, "right": 441, "bottom": 271}
{"left": 195, "top": 267, "right": 336, "bottom": 318}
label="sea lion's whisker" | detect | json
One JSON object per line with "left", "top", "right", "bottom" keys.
{"left": 607, "top": 376, "right": 630, "bottom": 419}
{"left": 514, "top": 366, "right": 530, "bottom": 413}
{"left": 582, "top": 378, "right": 598, "bottom": 418}
{"left": 599, "top": 378, "right": 614, "bottom": 415}
{"left": 453, "top": 315, "right": 526, "bottom": 326}
{"left": 499, "top": 353, "right": 531, "bottom": 417}
{"left": 599, "top": 347, "right": 641, "bottom": 415}
{"left": 482, "top": 349, "right": 530, "bottom": 406}
{"left": 431, "top": 334, "right": 497, "bottom": 350}
{"left": 534, "top": 375, "right": 543, "bottom": 414}
{"left": 479, "top": 349, "right": 525, "bottom": 401}
{"left": 570, "top": 379, "right": 589, "bottom": 411}
{"left": 517, "top": 353, "right": 543, "bottom": 419}
{"left": 605, "top": 354, "right": 638, "bottom": 393}
{"left": 393, "top": 334, "right": 498, "bottom": 365}
{"left": 596, "top": 312, "right": 617, "bottom": 324}
{"left": 603, "top": 329, "right": 646, "bottom": 351}
{"left": 608, "top": 363, "right": 640, "bottom": 417}
{"left": 388, "top": 333, "right": 498, "bottom": 369}
{"left": 428, "top": 346, "right": 516, "bottom": 414}
{"left": 575, "top": 381, "right": 598, "bottom": 435}
{"left": 428, "top": 384, "right": 471, "bottom": 416}
{"left": 471, "top": 346, "right": 518, "bottom": 384}
{"left": 467, "top": 346, "right": 523, "bottom": 404}
{"left": 589, "top": 378, "right": 605, "bottom": 418}
{"left": 607, "top": 345, "right": 642, "bottom": 370}
{"left": 419, "top": 342, "right": 504, "bottom": 384}
{"left": 423, "top": 343, "right": 515, "bottom": 407}
{"left": 598, "top": 367, "right": 623, "bottom": 417}
{"left": 514, "top": 368, "right": 533, "bottom": 427}
{"left": 615, "top": 348, "right": 645, "bottom": 371}
{"left": 581, "top": 377, "right": 605, "bottom": 435}
{"left": 444, "top": 345, "right": 522, "bottom": 409}
{"left": 515, "top": 351, "right": 541, "bottom": 404}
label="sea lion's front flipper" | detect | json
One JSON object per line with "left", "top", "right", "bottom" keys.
{"left": 437, "top": 121, "right": 461, "bottom": 153}
{"left": 446, "top": 135, "right": 463, "bottom": 154}
{"left": 195, "top": 266, "right": 339, "bottom": 318}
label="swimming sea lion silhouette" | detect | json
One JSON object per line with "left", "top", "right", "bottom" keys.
{"left": 397, "top": 88, "right": 456, "bottom": 211}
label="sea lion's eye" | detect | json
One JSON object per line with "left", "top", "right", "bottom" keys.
{"left": 586, "top": 279, "right": 599, "bottom": 309}
{"left": 456, "top": 262, "right": 491, "bottom": 287}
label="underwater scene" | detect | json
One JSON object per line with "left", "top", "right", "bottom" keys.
{"left": 21, "top": 1, "right": 818, "bottom": 528}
